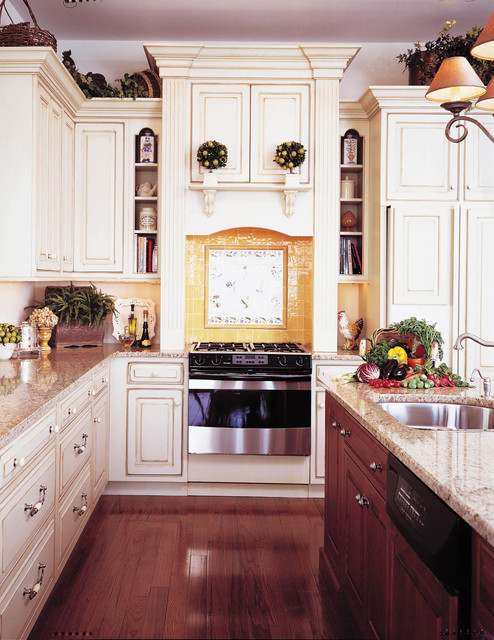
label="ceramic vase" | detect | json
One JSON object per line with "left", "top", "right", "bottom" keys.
{"left": 38, "top": 327, "right": 52, "bottom": 353}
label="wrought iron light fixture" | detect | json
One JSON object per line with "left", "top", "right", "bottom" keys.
{"left": 425, "top": 12, "right": 494, "bottom": 143}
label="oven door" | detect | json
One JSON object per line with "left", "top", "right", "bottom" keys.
{"left": 188, "top": 377, "right": 311, "bottom": 455}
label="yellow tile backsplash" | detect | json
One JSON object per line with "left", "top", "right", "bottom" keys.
{"left": 185, "top": 228, "right": 313, "bottom": 347}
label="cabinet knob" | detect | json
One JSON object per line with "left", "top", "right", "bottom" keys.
{"left": 369, "top": 461, "right": 382, "bottom": 472}
{"left": 49, "top": 424, "right": 60, "bottom": 434}
{"left": 318, "top": 402, "right": 325, "bottom": 409}
{"left": 174, "top": 400, "right": 181, "bottom": 407}
{"left": 332, "top": 420, "right": 340, "bottom": 430}
{"left": 88, "top": 389, "right": 96, "bottom": 396}
{"left": 466, "top": 185, "right": 470, "bottom": 190}
{"left": 340, "top": 428, "right": 351, "bottom": 437}
{"left": 94, "top": 417, "right": 102, "bottom": 424}
{"left": 47, "top": 253, "right": 58, "bottom": 260}
{"left": 68, "top": 407, "right": 77, "bottom": 415}
{"left": 102, "top": 377, "right": 109, "bottom": 384}
{"left": 14, "top": 457, "right": 26, "bottom": 468}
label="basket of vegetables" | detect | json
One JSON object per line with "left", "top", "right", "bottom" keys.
{"left": 340, "top": 316, "right": 470, "bottom": 389}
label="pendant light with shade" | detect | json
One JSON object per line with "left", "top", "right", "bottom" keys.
{"left": 425, "top": 12, "right": 494, "bottom": 143}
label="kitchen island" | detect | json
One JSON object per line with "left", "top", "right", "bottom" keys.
{"left": 318, "top": 372, "right": 494, "bottom": 638}
{"left": 317, "top": 371, "right": 494, "bottom": 545}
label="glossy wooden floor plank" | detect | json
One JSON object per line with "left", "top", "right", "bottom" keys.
{"left": 29, "top": 495, "right": 361, "bottom": 640}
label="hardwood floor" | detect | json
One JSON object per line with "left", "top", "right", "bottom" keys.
{"left": 29, "top": 496, "right": 361, "bottom": 640}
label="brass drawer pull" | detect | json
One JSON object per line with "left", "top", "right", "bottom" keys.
{"left": 23, "top": 563, "right": 46, "bottom": 600}
{"left": 24, "top": 485, "right": 47, "bottom": 517}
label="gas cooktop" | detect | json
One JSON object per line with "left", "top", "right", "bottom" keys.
{"left": 191, "top": 341, "right": 308, "bottom": 354}
{"left": 189, "top": 342, "right": 312, "bottom": 375}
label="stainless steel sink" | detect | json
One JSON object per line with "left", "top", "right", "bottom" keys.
{"left": 377, "top": 402, "right": 494, "bottom": 431}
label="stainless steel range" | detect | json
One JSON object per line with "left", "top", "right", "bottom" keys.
{"left": 188, "top": 342, "right": 312, "bottom": 456}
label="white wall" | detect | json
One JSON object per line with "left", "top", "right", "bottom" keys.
{"left": 57, "top": 39, "right": 410, "bottom": 101}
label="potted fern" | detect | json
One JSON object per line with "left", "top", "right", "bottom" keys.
{"left": 39, "top": 283, "right": 116, "bottom": 347}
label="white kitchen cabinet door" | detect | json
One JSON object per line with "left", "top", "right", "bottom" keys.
{"left": 74, "top": 123, "right": 124, "bottom": 272}
{"left": 61, "top": 112, "right": 75, "bottom": 272}
{"left": 250, "top": 84, "right": 310, "bottom": 183}
{"left": 191, "top": 84, "right": 250, "bottom": 183}
{"left": 388, "top": 204, "right": 455, "bottom": 306}
{"left": 463, "top": 119, "right": 494, "bottom": 201}
{"left": 386, "top": 114, "right": 458, "bottom": 201}
{"left": 127, "top": 388, "right": 183, "bottom": 476}
{"left": 464, "top": 206, "right": 494, "bottom": 379}
{"left": 92, "top": 390, "right": 109, "bottom": 499}
{"left": 36, "top": 84, "right": 62, "bottom": 272}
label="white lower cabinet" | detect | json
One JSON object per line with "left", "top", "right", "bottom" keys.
{"left": 59, "top": 406, "right": 93, "bottom": 497}
{"left": 311, "top": 362, "right": 356, "bottom": 485}
{"left": 0, "top": 523, "right": 55, "bottom": 640}
{"left": 57, "top": 465, "right": 92, "bottom": 569}
{"left": 127, "top": 388, "right": 183, "bottom": 476}
{"left": 92, "top": 389, "right": 109, "bottom": 499}
{"left": 0, "top": 451, "right": 56, "bottom": 582}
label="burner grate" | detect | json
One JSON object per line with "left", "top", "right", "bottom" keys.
{"left": 193, "top": 342, "right": 248, "bottom": 352}
{"left": 250, "top": 342, "right": 306, "bottom": 353}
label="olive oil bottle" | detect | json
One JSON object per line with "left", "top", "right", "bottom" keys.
{"left": 140, "top": 310, "right": 151, "bottom": 349}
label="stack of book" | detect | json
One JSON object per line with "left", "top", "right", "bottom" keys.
{"left": 340, "top": 237, "right": 362, "bottom": 275}
{"left": 135, "top": 235, "right": 158, "bottom": 273}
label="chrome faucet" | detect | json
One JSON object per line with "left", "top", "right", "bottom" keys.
{"left": 453, "top": 332, "right": 494, "bottom": 351}
{"left": 470, "top": 369, "right": 491, "bottom": 399}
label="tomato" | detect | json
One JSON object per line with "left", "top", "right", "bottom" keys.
{"left": 374, "top": 380, "right": 384, "bottom": 388}
{"left": 384, "top": 380, "right": 392, "bottom": 388}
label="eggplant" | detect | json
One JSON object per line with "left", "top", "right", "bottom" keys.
{"left": 393, "top": 363, "right": 408, "bottom": 381}
{"left": 381, "top": 359, "right": 398, "bottom": 380}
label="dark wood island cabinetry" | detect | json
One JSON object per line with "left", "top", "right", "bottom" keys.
{"left": 320, "top": 392, "right": 462, "bottom": 639}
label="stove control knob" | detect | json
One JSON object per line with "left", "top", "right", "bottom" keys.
{"left": 278, "top": 355, "right": 287, "bottom": 366}
{"left": 211, "top": 355, "right": 222, "bottom": 365}
{"left": 193, "top": 354, "right": 205, "bottom": 366}
{"left": 295, "top": 356, "right": 306, "bottom": 366}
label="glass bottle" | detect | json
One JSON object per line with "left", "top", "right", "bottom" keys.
{"left": 128, "top": 304, "right": 136, "bottom": 338}
{"left": 140, "top": 310, "right": 151, "bottom": 349}
{"left": 120, "top": 326, "right": 134, "bottom": 350}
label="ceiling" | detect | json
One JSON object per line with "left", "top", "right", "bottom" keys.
{"left": 6, "top": 0, "right": 494, "bottom": 44}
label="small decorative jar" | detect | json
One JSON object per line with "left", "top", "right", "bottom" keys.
{"left": 137, "top": 128, "right": 156, "bottom": 163}
{"left": 340, "top": 176, "right": 355, "bottom": 199}
{"left": 139, "top": 207, "right": 157, "bottom": 230}
{"left": 342, "top": 129, "right": 359, "bottom": 165}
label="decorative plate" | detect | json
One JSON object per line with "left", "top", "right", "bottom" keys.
{"left": 112, "top": 298, "right": 157, "bottom": 341}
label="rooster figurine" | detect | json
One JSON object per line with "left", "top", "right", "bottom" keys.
{"left": 338, "top": 311, "right": 364, "bottom": 350}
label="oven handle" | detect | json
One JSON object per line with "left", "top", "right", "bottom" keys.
{"left": 188, "top": 378, "right": 311, "bottom": 391}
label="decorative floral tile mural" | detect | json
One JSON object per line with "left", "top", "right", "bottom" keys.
{"left": 185, "top": 227, "right": 313, "bottom": 346}
{"left": 206, "top": 248, "right": 287, "bottom": 326}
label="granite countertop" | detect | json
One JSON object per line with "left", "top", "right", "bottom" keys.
{"left": 317, "top": 371, "right": 494, "bottom": 546}
{"left": 0, "top": 345, "right": 188, "bottom": 448}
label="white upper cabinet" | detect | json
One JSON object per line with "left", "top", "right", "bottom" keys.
{"left": 74, "top": 123, "right": 124, "bottom": 272}
{"left": 463, "top": 117, "right": 494, "bottom": 201}
{"left": 250, "top": 84, "right": 310, "bottom": 183}
{"left": 36, "top": 84, "right": 63, "bottom": 272}
{"left": 190, "top": 83, "right": 310, "bottom": 184}
{"left": 388, "top": 204, "right": 455, "bottom": 306}
{"left": 386, "top": 113, "right": 458, "bottom": 201}
{"left": 191, "top": 84, "right": 250, "bottom": 183}
{"left": 61, "top": 113, "right": 75, "bottom": 272}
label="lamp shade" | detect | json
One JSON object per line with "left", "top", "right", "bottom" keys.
{"left": 425, "top": 57, "right": 486, "bottom": 102}
{"left": 476, "top": 76, "right": 494, "bottom": 111}
{"left": 471, "top": 12, "right": 494, "bottom": 61}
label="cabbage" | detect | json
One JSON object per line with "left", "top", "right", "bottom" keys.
{"left": 356, "top": 362, "right": 381, "bottom": 383}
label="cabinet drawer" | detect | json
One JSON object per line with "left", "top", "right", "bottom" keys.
{"left": 1, "top": 409, "right": 58, "bottom": 487}
{"left": 1, "top": 452, "right": 55, "bottom": 578}
{"left": 58, "top": 467, "right": 91, "bottom": 566}
{"left": 59, "top": 406, "right": 93, "bottom": 496}
{"left": 59, "top": 378, "right": 93, "bottom": 429}
{"left": 127, "top": 362, "right": 184, "bottom": 385}
{"left": 94, "top": 363, "right": 110, "bottom": 396}
{"left": 340, "top": 410, "right": 387, "bottom": 493}
{"left": 0, "top": 523, "right": 55, "bottom": 640}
